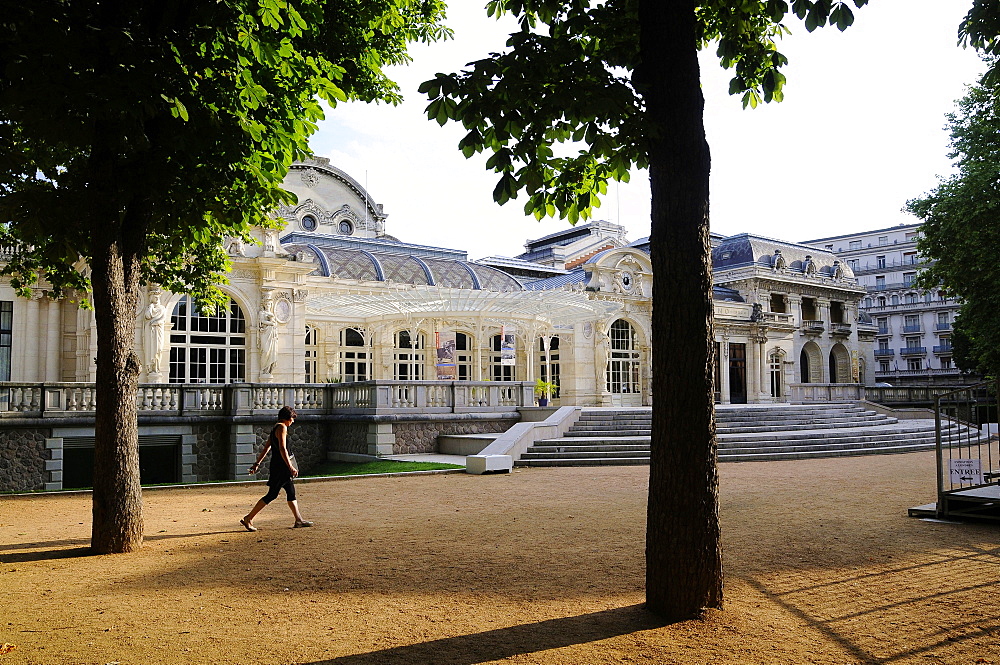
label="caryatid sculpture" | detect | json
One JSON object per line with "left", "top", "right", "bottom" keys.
{"left": 143, "top": 287, "right": 168, "bottom": 376}
{"left": 258, "top": 290, "right": 278, "bottom": 377}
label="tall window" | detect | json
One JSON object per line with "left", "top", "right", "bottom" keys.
{"left": 455, "top": 333, "right": 474, "bottom": 380}
{"left": 907, "top": 358, "right": 922, "bottom": 371}
{"left": 849, "top": 240, "right": 861, "bottom": 250}
{"left": 0, "top": 301, "right": 11, "bottom": 381}
{"left": 875, "top": 275, "right": 885, "bottom": 290}
{"left": 304, "top": 326, "right": 318, "bottom": 383}
{"left": 607, "top": 320, "right": 640, "bottom": 394}
{"left": 394, "top": 330, "right": 425, "bottom": 380}
{"left": 538, "top": 336, "right": 561, "bottom": 398}
{"left": 769, "top": 352, "right": 782, "bottom": 398}
{"left": 876, "top": 255, "right": 886, "bottom": 269}
{"left": 169, "top": 296, "right": 246, "bottom": 383}
{"left": 340, "top": 328, "right": 370, "bottom": 382}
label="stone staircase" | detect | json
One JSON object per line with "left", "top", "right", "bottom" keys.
{"left": 515, "top": 403, "right": 957, "bottom": 467}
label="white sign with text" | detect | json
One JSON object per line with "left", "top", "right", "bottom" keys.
{"left": 949, "top": 458, "right": 983, "bottom": 486}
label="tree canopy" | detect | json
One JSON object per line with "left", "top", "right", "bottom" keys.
{"left": 421, "top": 0, "right": 866, "bottom": 619}
{"left": 0, "top": 0, "right": 448, "bottom": 553}
{"left": 907, "top": 59, "right": 1000, "bottom": 377}
{"left": 0, "top": 0, "right": 449, "bottom": 305}
{"left": 420, "top": 0, "right": 866, "bottom": 226}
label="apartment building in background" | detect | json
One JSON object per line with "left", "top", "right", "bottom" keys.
{"left": 802, "top": 222, "right": 969, "bottom": 387}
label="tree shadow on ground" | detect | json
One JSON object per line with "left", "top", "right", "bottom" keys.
{"left": 0, "top": 546, "right": 95, "bottom": 563}
{"left": 0, "top": 530, "right": 234, "bottom": 563}
{"left": 304, "top": 604, "right": 667, "bottom": 665}
{"left": 743, "top": 542, "right": 1000, "bottom": 664}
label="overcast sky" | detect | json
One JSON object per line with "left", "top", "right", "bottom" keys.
{"left": 309, "top": 1, "right": 985, "bottom": 260}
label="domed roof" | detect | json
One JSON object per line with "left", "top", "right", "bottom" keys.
{"left": 283, "top": 238, "right": 523, "bottom": 292}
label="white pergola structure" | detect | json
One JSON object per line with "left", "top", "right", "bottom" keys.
{"left": 304, "top": 283, "right": 628, "bottom": 387}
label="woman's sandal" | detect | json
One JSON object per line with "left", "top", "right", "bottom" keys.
{"left": 293, "top": 520, "right": 314, "bottom": 528}
{"left": 240, "top": 517, "right": 258, "bottom": 532}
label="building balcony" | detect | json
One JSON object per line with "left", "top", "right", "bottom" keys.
{"left": 933, "top": 345, "right": 953, "bottom": 355}
{"left": 899, "top": 346, "right": 927, "bottom": 356}
{"left": 829, "top": 322, "right": 852, "bottom": 336}
{"left": 902, "top": 324, "right": 922, "bottom": 333}
{"left": 800, "top": 320, "right": 825, "bottom": 333}
{"left": 935, "top": 322, "right": 951, "bottom": 331}
{"left": 876, "top": 326, "right": 891, "bottom": 336}
{"left": 874, "top": 349, "right": 895, "bottom": 358}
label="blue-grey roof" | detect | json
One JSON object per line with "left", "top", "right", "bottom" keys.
{"left": 281, "top": 231, "right": 468, "bottom": 261}
{"left": 523, "top": 269, "right": 588, "bottom": 290}
{"left": 712, "top": 233, "right": 854, "bottom": 279}
{"left": 476, "top": 255, "right": 569, "bottom": 275}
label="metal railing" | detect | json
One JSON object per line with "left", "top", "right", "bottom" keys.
{"left": 934, "top": 379, "right": 1000, "bottom": 520}
{"left": 899, "top": 346, "right": 927, "bottom": 356}
{"left": 0, "top": 380, "right": 535, "bottom": 418}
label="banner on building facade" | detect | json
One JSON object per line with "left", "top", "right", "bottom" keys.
{"left": 435, "top": 331, "right": 457, "bottom": 380}
{"left": 500, "top": 326, "right": 516, "bottom": 366}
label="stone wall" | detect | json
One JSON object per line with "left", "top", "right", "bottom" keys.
{"left": 191, "top": 423, "right": 228, "bottom": 481}
{"left": 393, "top": 418, "right": 515, "bottom": 454}
{"left": 327, "top": 422, "right": 368, "bottom": 455}
{"left": 0, "top": 429, "right": 49, "bottom": 492}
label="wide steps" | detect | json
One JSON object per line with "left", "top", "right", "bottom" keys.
{"left": 515, "top": 403, "right": 949, "bottom": 467}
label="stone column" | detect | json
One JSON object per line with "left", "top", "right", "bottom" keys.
{"left": 758, "top": 336, "right": 769, "bottom": 400}
{"left": 44, "top": 298, "right": 62, "bottom": 382}
{"left": 719, "top": 336, "right": 731, "bottom": 404}
{"left": 24, "top": 291, "right": 42, "bottom": 381}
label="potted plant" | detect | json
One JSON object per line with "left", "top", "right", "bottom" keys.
{"left": 534, "top": 379, "right": 556, "bottom": 407}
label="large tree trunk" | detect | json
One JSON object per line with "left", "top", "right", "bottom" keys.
{"left": 639, "top": 0, "right": 722, "bottom": 618}
{"left": 88, "top": 133, "right": 146, "bottom": 554}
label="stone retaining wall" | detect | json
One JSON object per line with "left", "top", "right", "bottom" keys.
{"left": 393, "top": 419, "right": 515, "bottom": 454}
{"left": 0, "top": 429, "right": 49, "bottom": 492}
{"left": 191, "top": 423, "right": 228, "bottom": 481}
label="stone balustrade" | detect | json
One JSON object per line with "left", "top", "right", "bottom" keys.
{"left": 0, "top": 380, "right": 534, "bottom": 418}
{"left": 788, "top": 382, "right": 864, "bottom": 403}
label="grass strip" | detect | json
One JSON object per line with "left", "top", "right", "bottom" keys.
{"left": 307, "top": 460, "right": 464, "bottom": 477}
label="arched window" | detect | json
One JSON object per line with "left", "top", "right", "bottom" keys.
{"left": 829, "top": 343, "right": 851, "bottom": 384}
{"left": 538, "top": 336, "right": 560, "bottom": 398}
{"left": 340, "top": 328, "right": 371, "bottom": 382}
{"left": 304, "top": 326, "right": 318, "bottom": 383}
{"left": 394, "top": 330, "right": 425, "bottom": 380}
{"left": 799, "top": 342, "right": 822, "bottom": 384}
{"left": 169, "top": 296, "right": 246, "bottom": 383}
{"left": 877, "top": 296, "right": 886, "bottom": 308}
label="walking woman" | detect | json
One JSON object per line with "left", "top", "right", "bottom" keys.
{"left": 241, "top": 406, "right": 313, "bottom": 530}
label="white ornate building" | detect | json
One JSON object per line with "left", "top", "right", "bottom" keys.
{"left": 0, "top": 158, "right": 875, "bottom": 407}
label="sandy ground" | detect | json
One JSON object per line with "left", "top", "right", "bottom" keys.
{"left": 1, "top": 450, "right": 998, "bottom": 665}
